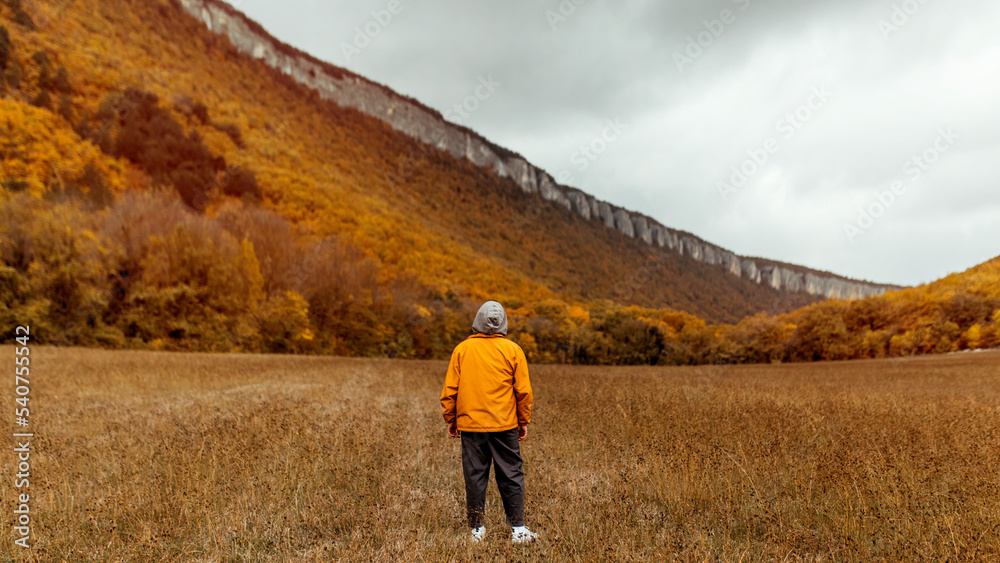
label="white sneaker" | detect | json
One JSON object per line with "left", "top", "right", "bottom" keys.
{"left": 511, "top": 526, "right": 538, "bottom": 544}
{"left": 470, "top": 526, "right": 486, "bottom": 543}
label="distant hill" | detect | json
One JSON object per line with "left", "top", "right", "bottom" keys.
{"left": 174, "top": 0, "right": 900, "bottom": 303}
{"left": 715, "top": 256, "right": 1000, "bottom": 363}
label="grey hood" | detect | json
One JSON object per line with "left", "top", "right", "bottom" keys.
{"left": 472, "top": 300, "right": 508, "bottom": 336}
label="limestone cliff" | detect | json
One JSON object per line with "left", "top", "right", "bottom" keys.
{"left": 174, "top": 0, "right": 900, "bottom": 300}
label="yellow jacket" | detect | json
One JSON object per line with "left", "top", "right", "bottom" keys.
{"left": 440, "top": 334, "right": 532, "bottom": 432}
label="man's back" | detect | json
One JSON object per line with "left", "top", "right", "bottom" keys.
{"left": 442, "top": 334, "right": 532, "bottom": 433}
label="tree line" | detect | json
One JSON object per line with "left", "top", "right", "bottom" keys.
{"left": 1, "top": 185, "right": 997, "bottom": 362}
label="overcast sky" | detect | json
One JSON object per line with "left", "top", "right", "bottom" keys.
{"left": 235, "top": 0, "right": 1000, "bottom": 287}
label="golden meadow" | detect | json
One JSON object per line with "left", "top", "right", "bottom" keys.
{"left": 1, "top": 346, "right": 997, "bottom": 561}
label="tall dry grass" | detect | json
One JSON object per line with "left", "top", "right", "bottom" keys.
{"left": 1, "top": 347, "right": 998, "bottom": 561}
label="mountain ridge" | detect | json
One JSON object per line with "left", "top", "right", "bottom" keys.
{"left": 2, "top": 0, "right": 996, "bottom": 362}
{"left": 174, "top": 0, "right": 902, "bottom": 300}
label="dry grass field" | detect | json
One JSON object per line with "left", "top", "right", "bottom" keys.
{"left": 2, "top": 346, "right": 999, "bottom": 562}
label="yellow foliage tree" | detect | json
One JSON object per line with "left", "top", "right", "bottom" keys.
{"left": 0, "top": 99, "right": 124, "bottom": 197}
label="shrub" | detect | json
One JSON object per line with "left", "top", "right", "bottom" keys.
{"left": 2, "top": 178, "right": 29, "bottom": 192}
{"left": 212, "top": 121, "right": 244, "bottom": 148}
{"left": 191, "top": 101, "right": 209, "bottom": 125}
{"left": 0, "top": 26, "right": 10, "bottom": 71}
{"left": 57, "top": 92, "right": 74, "bottom": 121}
{"left": 123, "top": 220, "right": 265, "bottom": 351}
{"left": 216, "top": 201, "right": 295, "bottom": 295}
{"left": 53, "top": 66, "right": 71, "bottom": 93}
{"left": 4, "top": 56, "right": 19, "bottom": 89}
{"left": 0, "top": 267, "right": 29, "bottom": 307}
{"left": 30, "top": 50, "right": 50, "bottom": 89}
{"left": 220, "top": 165, "right": 260, "bottom": 201}
{"left": 29, "top": 89, "right": 50, "bottom": 109}
{"left": 12, "top": 2, "right": 35, "bottom": 30}
{"left": 255, "top": 290, "right": 313, "bottom": 353}
{"left": 93, "top": 88, "right": 224, "bottom": 209}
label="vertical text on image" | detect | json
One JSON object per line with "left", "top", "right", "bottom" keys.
{"left": 13, "top": 325, "right": 32, "bottom": 549}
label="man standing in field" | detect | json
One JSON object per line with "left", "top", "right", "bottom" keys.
{"left": 440, "top": 300, "right": 538, "bottom": 545}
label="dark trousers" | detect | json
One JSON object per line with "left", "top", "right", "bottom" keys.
{"left": 461, "top": 428, "right": 525, "bottom": 528}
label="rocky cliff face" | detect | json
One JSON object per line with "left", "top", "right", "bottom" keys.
{"left": 175, "top": 0, "right": 900, "bottom": 300}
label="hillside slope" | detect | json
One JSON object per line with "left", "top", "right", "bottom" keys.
{"left": 2, "top": 0, "right": 830, "bottom": 324}
{"left": 176, "top": 0, "right": 900, "bottom": 302}
{"left": 4, "top": 0, "right": 991, "bottom": 364}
